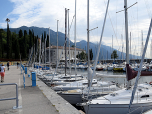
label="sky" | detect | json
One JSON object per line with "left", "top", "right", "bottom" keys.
{"left": 0, "top": 0, "right": 152, "bottom": 58}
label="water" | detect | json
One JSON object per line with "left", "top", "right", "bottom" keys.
{"left": 63, "top": 68, "right": 152, "bottom": 86}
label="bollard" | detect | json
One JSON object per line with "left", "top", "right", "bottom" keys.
{"left": 25, "top": 67, "right": 27, "bottom": 74}
{"left": 31, "top": 72, "right": 36, "bottom": 87}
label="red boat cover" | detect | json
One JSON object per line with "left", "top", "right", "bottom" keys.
{"left": 126, "top": 64, "right": 152, "bottom": 81}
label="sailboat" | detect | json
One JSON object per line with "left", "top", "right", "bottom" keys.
{"left": 56, "top": 0, "right": 120, "bottom": 105}
{"left": 80, "top": 0, "right": 152, "bottom": 113}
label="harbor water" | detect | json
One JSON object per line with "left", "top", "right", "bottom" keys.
{"left": 61, "top": 68, "right": 152, "bottom": 87}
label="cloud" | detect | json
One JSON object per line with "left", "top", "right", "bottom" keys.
{"left": 2, "top": 0, "right": 152, "bottom": 58}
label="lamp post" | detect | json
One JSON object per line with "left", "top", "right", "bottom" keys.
{"left": 5, "top": 18, "right": 10, "bottom": 26}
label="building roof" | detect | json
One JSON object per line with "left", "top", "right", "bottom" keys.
{"left": 46, "top": 45, "right": 85, "bottom": 51}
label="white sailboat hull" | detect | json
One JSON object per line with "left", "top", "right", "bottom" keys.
{"left": 83, "top": 102, "right": 152, "bottom": 114}
{"left": 107, "top": 66, "right": 113, "bottom": 71}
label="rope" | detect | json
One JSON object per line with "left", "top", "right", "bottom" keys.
{"left": 103, "top": 0, "right": 121, "bottom": 52}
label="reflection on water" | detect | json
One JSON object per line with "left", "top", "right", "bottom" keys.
{"left": 64, "top": 68, "right": 152, "bottom": 86}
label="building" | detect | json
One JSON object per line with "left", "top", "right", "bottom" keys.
{"left": 46, "top": 46, "right": 86, "bottom": 64}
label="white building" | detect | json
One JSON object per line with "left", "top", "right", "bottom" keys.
{"left": 46, "top": 46, "right": 86, "bottom": 64}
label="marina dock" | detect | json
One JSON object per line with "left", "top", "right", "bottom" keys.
{"left": 0, "top": 66, "right": 82, "bottom": 114}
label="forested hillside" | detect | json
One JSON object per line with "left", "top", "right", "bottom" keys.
{"left": 0, "top": 28, "right": 49, "bottom": 60}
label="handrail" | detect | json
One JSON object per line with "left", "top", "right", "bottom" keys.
{"left": 0, "top": 83, "right": 22, "bottom": 109}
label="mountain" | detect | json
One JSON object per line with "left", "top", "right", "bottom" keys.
{"left": 76, "top": 40, "right": 141, "bottom": 60}
{"left": 3, "top": 26, "right": 139, "bottom": 60}
{"left": 3, "top": 26, "right": 74, "bottom": 47}
{"left": 76, "top": 40, "right": 122, "bottom": 60}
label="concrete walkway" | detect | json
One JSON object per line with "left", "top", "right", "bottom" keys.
{"left": 0, "top": 66, "right": 81, "bottom": 114}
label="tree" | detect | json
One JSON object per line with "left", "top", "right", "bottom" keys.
{"left": 0, "top": 29, "right": 2, "bottom": 58}
{"left": 19, "top": 29, "right": 23, "bottom": 38}
{"left": 32, "top": 29, "right": 35, "bottom": 46}
{"left": 6, "top": 18, "right": 11, "bottom": 59}
{"left": 35, "top": 35, "right": 39, "bottom": 52}
{"left": 11, "top": 32, "right": 17, "bottom": 58}
{"left": 10, "top": 31, "right": 12, "bottom": 58}
{"left": 76, "top": 51, "right": 87, "bottom": 60}
{"left": 41, "top": 33, "right": 43, "bottom": 49}
{"left": 15, "top": 37, "right": 20, "bottom": 59}
{"left": 90, "top": 49, "right": 93, "bottom": 60}
{"left": 42, "top": 31, "right": 46, "bottom": 60}
{"left": 18, "top": 30, "right": 24, "bottom": 58}
{"left": 46, "top": 34, "right": 49, "bottom": 47}
{"left": 111, "top": 50, "right": 118, "bottom": 60}
{"left": 71, "top": 45, "right": 74, "bottom": 47}
{"left": 1, "top": 30, "right": 7, "bottom": 58}
{"left": 29, "top": 29, "right": 32, "bottom": 48}
{"left": 23, "top": 30, "right": 27, "bottom": 58}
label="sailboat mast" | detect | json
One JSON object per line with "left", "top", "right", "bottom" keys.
{"left": 39, "top": 37, "right": 41, "bottom": 70}
{"left": 121, "top": 34, "right": 123, "bottom": 61}
{"left": 124, "top": 0, "right": 129, "bottom": 64}
{"left": 68, "top": 9, "right": 71, "bottom": 75}
{"left": 87, "top": 0, "right": 90, "bottom": 67}
{"left": 124, "top": 0, "right": 131, "bottom": 88}
{"left": 34, "top": 44, "right": 35, "bottom": 67}
{"left": 112, "top": 35, "right": 114, "bottom": 62}
{"left": 49, "top": 27, "right": 50, "bottom": 69}
{"left": 65, "top": 8, "right": 67, "bottom": 76}
{"left": 74, "top": 0, "right": 77, "bottom": 76}
{"left": 44, "top": 36, "right": 47, "bottom": 71}
{"left": 57, "top": 20, "right": 59, "bottom": 70}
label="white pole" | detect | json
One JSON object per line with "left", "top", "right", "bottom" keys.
{"left": 57, "top": 20, "right": 59, "bottom": 71}
{"left": 124, "top": 0, "right": 131, "bottom": 88}
{"left": 65, "top": 8, "right": 67, "bottom": 76}
{"left": 45, "top": 36, "right": 46, "bottom": 71}
{"left": 124, "top": 0, "right": 129, "bottom": 64}
{"left": 68, "top": 9, "right": 71, "bottom": 76}
{"left": 39, "top": 38, "right": 41, "bottom": 71}
{"left": 121, "top": 34, "right": 123, "bottom": 61}
{"left": 141, "top": 31, "right": 143, "bottom": 56}
{"left": 49, "top": 27, "right": 50, "bottom": 69}
{"left": 87, "top": 0, "right": 90, "bottom": 67}
{"left": 112, "top": 35, "right": 114, "bottom": 62}
{"left": 74, "top": 0, "right": 77, "bottom": 76}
